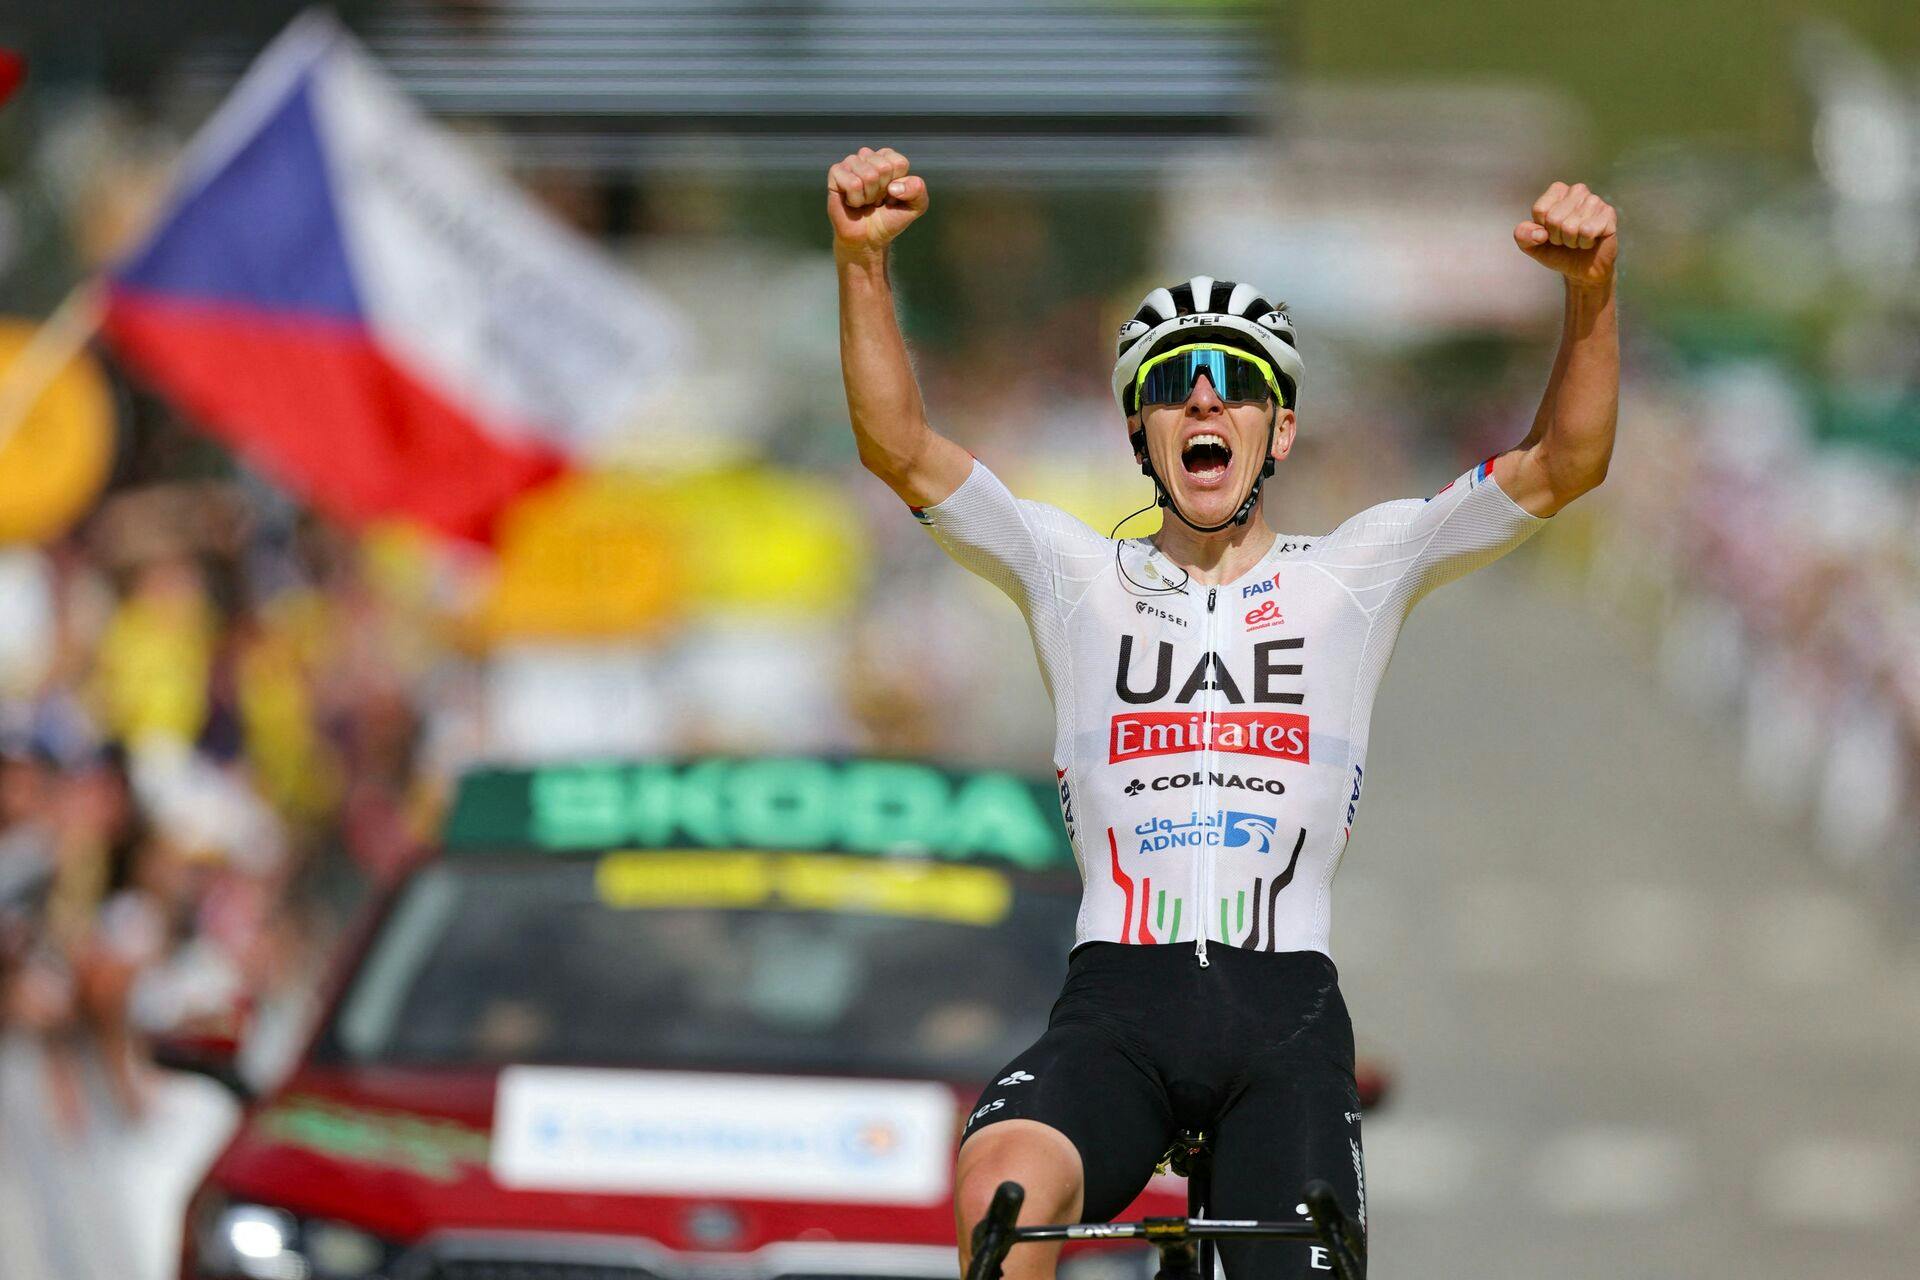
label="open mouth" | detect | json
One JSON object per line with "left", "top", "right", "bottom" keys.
{"left": 1181, "top": 432, "right": 1233, "bottom": 483}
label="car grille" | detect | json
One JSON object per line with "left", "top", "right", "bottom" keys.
{"left": 416, "top": 1269, "right": 928, "bottom": 1280}
{"left": 414, "top": 1265, "right": 666, "bottom": 1280}
{"left": 412, "top": 1274, "right": 668, "bottom": 1280}
{"left": 396, "top": 1235, "right": 955, "bottom": 1280}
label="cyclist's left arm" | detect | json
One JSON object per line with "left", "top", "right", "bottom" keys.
{"left": 1493, "top": 181, "right": 1619, "bottom": 518}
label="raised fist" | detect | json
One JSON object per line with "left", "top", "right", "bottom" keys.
{"left": 1514, "top": 181, "right": 1618, "bottom": 293}
{"left": 827, "top": 146, "right": 929, "bottom": 260}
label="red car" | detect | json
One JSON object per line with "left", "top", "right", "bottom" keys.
{"left": 163, "top": 756, "right": 1185, "bottom": 1280}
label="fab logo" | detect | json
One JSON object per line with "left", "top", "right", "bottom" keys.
{"left": 1241, "top": 570, "right": 1283, "bottom": 599}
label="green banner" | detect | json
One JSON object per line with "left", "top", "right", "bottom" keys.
{"left": 443, "top": 757, "right": 1072, "bottom": 871}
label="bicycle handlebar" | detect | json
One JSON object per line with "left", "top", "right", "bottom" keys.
{"left": 964, "top": 1179, "right": 1364, "bottom": 1280}
{"left": 1302, "top": 1179, "right": 1366, "bottom": 1280}
{"left": 965, "top": 1181, "right": 1025, "bottom": 1280}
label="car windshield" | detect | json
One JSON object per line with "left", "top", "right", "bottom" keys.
{"left": 318, "top": 852, "right": 1078, "bottom": 1081}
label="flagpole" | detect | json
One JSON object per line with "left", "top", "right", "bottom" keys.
{"left": 0, "top": 281, "right": 106, "bottom": 457}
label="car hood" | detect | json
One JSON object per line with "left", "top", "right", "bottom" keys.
{"left": 210, "top": 1064, "right": 976, "bottom": 1250}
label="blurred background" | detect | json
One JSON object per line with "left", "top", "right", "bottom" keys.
{"left": 0, "top": 1, "right": 1916, "bottom": 1277}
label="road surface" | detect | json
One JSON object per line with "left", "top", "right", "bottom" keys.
{"left": 1339, "top": 552, "right": 1920, "bottom": 1279}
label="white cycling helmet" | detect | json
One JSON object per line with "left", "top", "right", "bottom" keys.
{"left": 1111, "top": 275, "right": 1303, "bottom": 532}
{"left": 1111, "top": 275, "right": 1303, "bottom": 417}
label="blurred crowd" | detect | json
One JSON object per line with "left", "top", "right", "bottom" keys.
{"left": 0, "top": 490, "right": 444, "bottom": 1269}
{"left": 1594, "top": 358, "right": 1920, "bottom": 878}
{"left": 0, "top": 494, "right": 434, "bottom": 1071}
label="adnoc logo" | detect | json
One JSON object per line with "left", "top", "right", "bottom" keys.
{"left": 1222, "top": 810, "right": 1281, "bottom": 852}
{"left": 1132, "top": 809, "right": 1284, "bottom": 854}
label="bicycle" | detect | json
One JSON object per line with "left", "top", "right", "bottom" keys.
{"left": 964, "top": 1129, "right": 1365, "bottom": 1280}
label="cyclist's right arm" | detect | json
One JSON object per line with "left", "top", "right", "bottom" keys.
{"left": 830, "top": 146, "right": 973, "bottom": 509}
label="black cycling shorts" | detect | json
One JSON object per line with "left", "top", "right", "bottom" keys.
{"left": 963, "top": 942, "right": 1365, "bottom": 1278}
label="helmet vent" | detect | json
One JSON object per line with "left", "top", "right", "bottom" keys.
{"left": 1137, "top": 287, "right": 1178, "bottom": 324}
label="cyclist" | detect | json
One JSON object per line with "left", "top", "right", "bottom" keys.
{"left": 829, "top": 146, "right": 1618, "bottom": 1278}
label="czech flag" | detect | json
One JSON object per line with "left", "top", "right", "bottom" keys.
{"left": 101, "top": 13, "right": 682, "bottom": 542}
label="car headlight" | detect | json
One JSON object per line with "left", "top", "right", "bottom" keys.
{"left": 192, "top": 1197, "right": 398, "bottom": 1280}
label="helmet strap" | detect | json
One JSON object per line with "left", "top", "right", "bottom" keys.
{"left": 1130, "top": 403, "right": 1279, "bottom": 535}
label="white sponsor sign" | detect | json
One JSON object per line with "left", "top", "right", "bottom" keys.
{"left": 492, "top": 1068, "right": 953, "bottom": 1204}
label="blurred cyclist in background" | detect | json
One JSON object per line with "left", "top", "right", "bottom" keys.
{"left": 830, "top": 145, "right": 1617, "bottom": 1279}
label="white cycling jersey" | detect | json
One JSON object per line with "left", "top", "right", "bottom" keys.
{"left": 917, "top": 454, "right": 1549, "bottom": 962}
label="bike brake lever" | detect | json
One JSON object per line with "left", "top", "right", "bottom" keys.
{"left": 1301, "top": 1180, "right": 1365, "bottom": 1280}
{"left": 966, "top": 1181, "right": 1026, "bottom": 1280}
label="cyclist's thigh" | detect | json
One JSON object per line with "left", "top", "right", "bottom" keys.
{"left": 960, "top": 1021, "right": 1173, "bottom": 1223}
{"left": 1208, "top": 1051, "right": 1365, "bottom": 1279}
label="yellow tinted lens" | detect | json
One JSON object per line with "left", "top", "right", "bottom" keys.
{"left": 1136, "top": 345, "right": 1277, "bottom": 407}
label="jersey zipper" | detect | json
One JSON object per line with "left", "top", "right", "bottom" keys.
{"left": 1196, "top": 586, "right": 1219, "bottom": 968}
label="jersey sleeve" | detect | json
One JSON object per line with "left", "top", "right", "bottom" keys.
{"left": 913, "top": 458, "right": 1068, "bottom": 614}
{"left": 913, "top": 460, "right": 1113, "bottom": 614}
{"left": 1316, "top": 454, "right": 1551, "bottom": 618}
{"left": 913, "top": 459, "right": 1110, "bottom": 722}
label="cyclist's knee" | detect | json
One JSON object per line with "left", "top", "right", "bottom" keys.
{"left": 955, "top": 1119, "right": 1084, "bottom": 1231}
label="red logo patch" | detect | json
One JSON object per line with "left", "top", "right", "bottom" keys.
{"left": 1244, "top": 599, "right": 1285, "bottom": 631}
{"left": 1109, "top": 711, "right": 1310, "bottom": 764}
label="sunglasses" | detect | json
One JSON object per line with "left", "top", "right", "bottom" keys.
{"left": 1134, "top": 343, "right": 1284, "bottom": 411}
